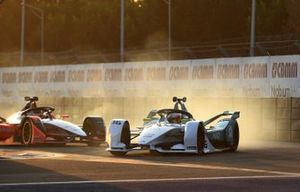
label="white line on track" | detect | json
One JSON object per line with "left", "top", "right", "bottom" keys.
{"left": 2, "top": 149, "right": 299, "bottom": 177}
{"left": 58, "top": 155, "right": 300, "bottom": 176}
{"left": 0, "top": 175, "right": 300, "bottom": 187}
{"left": 0, "top": 151, "right": 65, "bottom": 160}
{"left": 1, "top": 150, "right": 299, "bottom": 176}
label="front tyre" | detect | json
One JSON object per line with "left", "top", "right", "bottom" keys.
{"left": 21, "top": 119, "right": 33, "bottom": 146}
{"left": 197, "top": 122, "right": 205, "bottom": 155}
{"left": 225, "top": 120, "right": 239, "bottom": 152}
{"left": 120, "top": 121, "right": 130, "bottom": 149}
{"left": 110, "top": 122, "right": 130, "bottom": 157}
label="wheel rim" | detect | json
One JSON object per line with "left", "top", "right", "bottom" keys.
{"left": 23, "top": 121, "right": 32, "bottom": 144}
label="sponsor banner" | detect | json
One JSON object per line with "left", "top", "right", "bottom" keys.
{"left": 0, "top": 55, "right": 299, "bottom": 99}
{"left": 190, "top": 58, "right": 216, "bottom": 97}
{"left": 269, "top": 55, "right": 299, "bottom": 97}
{"left": 240, "top": 56, "right": 270, "bottom": 97}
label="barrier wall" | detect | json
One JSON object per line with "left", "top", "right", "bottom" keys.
{"left": 0, "top": 55, "right": 299, "bottom": 142}
{"left": 0, "top": 55, "right": 299, "bottom": 99}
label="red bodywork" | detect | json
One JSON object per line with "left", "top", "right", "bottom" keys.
{"left": 0, "top": 123, "right": 16, "bottom": 141}
{"left": 0, "top": 116, "right": 47, "bottom": 144}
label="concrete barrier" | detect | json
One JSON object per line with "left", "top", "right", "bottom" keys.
{"left": 1, "top": 96, "right": 300, "bottom": 142}
{"left": 291, "top": 98, "right": 300, "bottom": 142}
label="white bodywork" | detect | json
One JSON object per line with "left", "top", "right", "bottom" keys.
{"left": 42, "top": 119, "right": 86, "bottom": 137}
{"left": 7, "top": 112, "right": 22, "bottom": 124}
{"left": 107, "top": 119, "right": 204, "bottom": 154}
{"left": 6, "top": 111, "right": 86, "bottom": 137}
{"left": 108, "top": 119, "right": 128, "bottom": 149}
{"left": 107, "top": 112, "right": 239, "bottom": 155}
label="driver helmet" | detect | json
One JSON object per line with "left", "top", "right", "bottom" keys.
{"left": 167, "top": 113, "right": 182, "bottom": 124}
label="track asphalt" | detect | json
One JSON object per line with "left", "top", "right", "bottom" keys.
{"left": 0, "top": 141, "right": 299, "bottom": 191}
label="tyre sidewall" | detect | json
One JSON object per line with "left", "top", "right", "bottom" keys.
{"left": 225, "top": 120, "right": 239, "bottom": 151}
{"left": 121, "top": 121, "right": 130, "bottom": 149}
{"left": 21, "top": 119, "right": 33, "bottom": 146}
{"left": 197, "top": 122, "right": 205, "bottom": 154}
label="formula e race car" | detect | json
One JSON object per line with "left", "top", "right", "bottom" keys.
{"left": 107, "top": 97, "right": 240, "bottom": 156}
{"left": 0, "top": 96, "right": 106, "bottom": 146}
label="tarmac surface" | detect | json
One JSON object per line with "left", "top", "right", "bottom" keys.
{"left": 0, "top": 141, "right": 299, "bottom": 192}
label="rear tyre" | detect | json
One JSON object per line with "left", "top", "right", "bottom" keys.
{"left": 225, "top": 120, "right": 239, "bottom": 152}
{"left": 197, "top": 122, "right": 205, "bottom": 155}
{"left": 120, "top": 121, "right": 130, "bottom": 149}
{"left": 21, "top": 119, "right": 33, "bottom": 146}
{"left": 82, "top": 117, "right": 106, "bottom": 146}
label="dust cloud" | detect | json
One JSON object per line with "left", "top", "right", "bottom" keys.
{"left": 0, "top": 94, "right": 278, "bottom": 146}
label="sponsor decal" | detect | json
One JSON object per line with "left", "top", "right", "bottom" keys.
{"left": 271, "top": 84, "right": 296, "bottom": 97}
{"left": 217, "top": 64, "right": 239, "bottom": 79}
{"left": 244, "top": 63, "right": 267, "bottom": 79}
{"left": 146, "top": 67, "right": 166, "bottom": 80}
{"left": 242, "top": 87, "right": 262, "bottom": 97}
{"left": 192, "top": 65, "right": 214, "bottom": 80}
{"left": 125, "top": 68, "right": 144, "bottom": 81}
{"left": 105, "top": 69, "right": 122, "bottom": 81}
{"left": 272, "top": 62, "right": 297, "bottom": 78}
{"left": 169, "top": 66, "right": 188, "bottom": 80}
{"left": 2, "top": 72, "right": 17, "bottom": 83}
{"left": 18, "top": 72, "right": 32, "bottom": 83}
{"left": 49, "top": 71, "right": 65, "bottom": 82}
{"left": 68, "top": 70, "right": 85, "bottom": 82}
{"left": 187, "top": 146, "right": 197, "bottom": 150}
{"left": 87, "top": 69, "right": 102, "bottom": 82}
{"left": 112, "top": 120, "right": 122, "bottom": 125}
{"left": 34, "top": 71, "right": 48, "bottom": 83}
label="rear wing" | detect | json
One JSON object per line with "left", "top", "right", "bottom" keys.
{"left": 203, "top": 111, "right": 240, "bottom": 126}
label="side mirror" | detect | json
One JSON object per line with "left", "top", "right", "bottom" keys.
{"left": 173, "top": 97, "right": 178, "bottom": 102}
{"left": 182, "top": 97, "right": 187, "bottom": 102}
{"left": 24, "top": 96, "right": 38, "bottom": 102}
{"left": 33, "top": 96, "right": 39, "bottom": 101}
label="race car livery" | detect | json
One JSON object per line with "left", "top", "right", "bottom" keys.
{"left": 107, "top": 97, "right": 240, "bottom": 156}
{"left": 0, "top": 96, "right": 106, "bottom": 146}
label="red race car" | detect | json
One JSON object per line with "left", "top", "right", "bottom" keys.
{"left": 0, "top": 96, "right": 106, "bottom": 146}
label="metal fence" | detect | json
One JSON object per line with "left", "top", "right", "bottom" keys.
{"left": 1, "top": 39, "right": 300, "bottom": 67}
